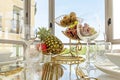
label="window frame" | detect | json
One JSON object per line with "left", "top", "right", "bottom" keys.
{"left": 106, "top": 0, "right": 120, "bottom": 44}
{"left": 105, "top": 0, "right": 113, "bottom": 43}
{"left": 24, "top": 0, "right": 31, "bottom": 40}
{"left": 25, "top": 0, "right": 52, "bottom": 39}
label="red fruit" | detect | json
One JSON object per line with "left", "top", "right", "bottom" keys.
{"left": 41, "top": 43, "right": 47, "bottom": 52}
{"left": 36, "top": 43, "right": 47, "bottom": 53}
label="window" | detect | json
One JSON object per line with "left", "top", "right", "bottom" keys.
{"left": 54, "top": 0, "right": 105, "bottom": 43}
{"left": 32, "top": 0, "right": 49, "bottom": 31}
{"left": 14, "top": 0, "right": 105, "bottom": 43}
{"left": 11, "top": 6, "right": 23, "bottom": 34}
{"left": 1, "top": 0, "right": 116, "bottom": 45}
{"left": 105, "top": 0, "right": 120, "bottom": 44}
{"left": 109, "top": 0, "right": 120, "bottom": 43}
{"left": 112, "top": 0, "right": 120, "bottom": 39}
{"left": 0, "top": 0, "right": 109, "bottom": 44}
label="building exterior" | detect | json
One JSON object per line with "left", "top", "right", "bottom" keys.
{"left": 0, "top": 0, "right": 35, "bottom": 33}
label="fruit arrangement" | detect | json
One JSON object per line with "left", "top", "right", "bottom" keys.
{"left": 37, "top": 27, "right": 64, "bottom": 55}
{"left": 56, "top": 12, "right": 82, "bottom": 40}
{"left": 55, "top": 12, "right": 83, "bottom": 56}
{"left": 56, "top": 12, "right": 78, "bottom": 27}
{"left": 78, "top": 23, "right": 97, "bottom": 36}
{"left": 41, "top": 62, "right": 64, "bottom": 80}
{"left": 36, "top": 43, "right": 47, "bottom": 54}
{"left": 62, "top": 23, "right": 80, "bottom": 40}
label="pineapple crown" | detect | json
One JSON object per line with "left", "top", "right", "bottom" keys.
{"left": 37, "top": 27, "right": 51, "bottom": 41}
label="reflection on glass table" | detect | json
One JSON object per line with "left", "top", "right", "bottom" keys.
{"left": 0, "top": 64, "right": 24, "bottom": 80}
{"left": 0, "top": 60, "right": 120, "bottom": 80}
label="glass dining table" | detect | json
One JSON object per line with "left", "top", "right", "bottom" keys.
{"left": 0, "top": 59, "right": 119, "bottom": 80}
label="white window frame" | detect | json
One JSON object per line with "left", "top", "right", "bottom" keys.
{"left": 49, "top": 0, "right": 55, "bottom": 35}
{"left": 106, "top": 0, "right": 120, "bottom": 44}
{"left": 105, "top": 0, "right": 113, "bottom": 43}
{"left": 24, "top": 0, "right": 31, "bottom": 40}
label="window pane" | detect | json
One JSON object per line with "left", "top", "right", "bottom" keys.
{"left": 0, "top": 0, "right": 24, "bottom": 40}
{"left": 113, "top": 0, "right": 120, "bottom": 39}
{"left": 32, "top": 0, "right": 48, "bottom": 32}
{"left": 55, "top": 0, "right": 105, "bottom": 43}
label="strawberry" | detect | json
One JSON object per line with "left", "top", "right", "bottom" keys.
{"left": 41, "top": 43, "right": 47, "bottom": 52}
{"left": 36, "top": 43, "right": 47, "bottom": 53}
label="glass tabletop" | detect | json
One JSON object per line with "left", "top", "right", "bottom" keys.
{"left": 0, "top": 61, "right": 120, "bottom": 80}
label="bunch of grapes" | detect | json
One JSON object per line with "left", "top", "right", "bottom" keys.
{"left": 60, "top": 12, "right": 78, "bottom": 27}
{"left": 63, "top": 24, "right": 80, "bottom": 40}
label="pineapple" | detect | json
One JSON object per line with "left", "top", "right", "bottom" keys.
{"left": 37, "top": 27, "right": 64, "bottom": 55}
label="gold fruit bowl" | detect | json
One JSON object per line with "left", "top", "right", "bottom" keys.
{"left": 55, "top": 15, "right": 81, "bottom": 27}
{"left": 51, "top": 55, "right": 85, "bottom": 64}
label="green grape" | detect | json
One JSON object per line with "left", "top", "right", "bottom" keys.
{"left": 74, "top": 21, "right": 78, "bottom": 24}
